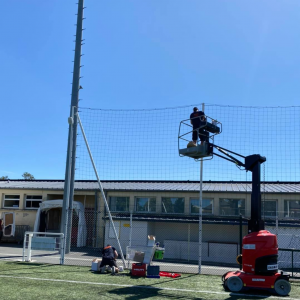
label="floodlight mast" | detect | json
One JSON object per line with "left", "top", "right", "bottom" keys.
{"left": 209, "top": 144, "right": 266, "bottom": 233}
{"left": 62, "top": 0, "right": 84, "bottom": 254}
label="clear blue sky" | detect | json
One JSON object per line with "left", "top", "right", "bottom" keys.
{"left": 1, "top": 1, "right": 300, "bottom": 179}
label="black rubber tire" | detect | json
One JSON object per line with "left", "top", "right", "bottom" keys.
{"left": 223, "top": 279, "right": 230, "bottom": 291}
{"left": 274, "top": 279, "right": 291, "bottom": 296}
{"left": 226, "top": 276, "right": 243, "bottom": 292}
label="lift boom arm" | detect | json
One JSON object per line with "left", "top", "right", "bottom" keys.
{"left": 209, "top": 143, "right": 266, "bottom": 233}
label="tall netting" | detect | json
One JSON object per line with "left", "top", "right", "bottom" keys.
{"left": 76, "top": 104, "right": 300, "bottom": 182}
{"left": 69, "top": 104, "right": 300, "bottom": 276}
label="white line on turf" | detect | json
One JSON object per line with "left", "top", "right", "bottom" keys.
{"left": 0, "top": 253, "right": 94, "bottom": 262}
{"left": 0, "top": 275, "right": 296, "bottom": 300}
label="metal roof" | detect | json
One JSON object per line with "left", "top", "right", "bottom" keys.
{"left": 105, "top": 214, "right": 300, "bottom": 227}
{"left": 0, "top": 180, "right": 299, "bottom": 193}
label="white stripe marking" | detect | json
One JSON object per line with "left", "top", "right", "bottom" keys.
{"left": 0, "top": 275, "right": 296, "bottom": 300}
{"left": 0, "top": 253, "right": 92, "bottom": 262}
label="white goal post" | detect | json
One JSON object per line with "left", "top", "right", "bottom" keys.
{"left": 22, "top": 232, "right": 65, "bottom": 264}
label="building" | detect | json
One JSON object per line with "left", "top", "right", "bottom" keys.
{"left": 0, "top": 180, "right": 299, "bottom": 264}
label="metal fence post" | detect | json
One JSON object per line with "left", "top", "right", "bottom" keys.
{"left": 275, "top": 215, "right": 278, "bottom": 237}
{"left": 188, "top": 223, "right": 190, "bottom": 262}
{"left": 61, "top": 234, "right": 65, "bottom": 265}
{"left": 239, "top": 214, "right": 243, "bottom": 270}
{"left": 292, "top": 249, "right": 294, "bottom": 277}
{"left": 129, "top": 210, "right": 133, "bottom": 247}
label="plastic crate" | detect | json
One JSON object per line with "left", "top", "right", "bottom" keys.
{"left": 147, "top": 265, "right": 160, "bottom": 276}
{"left": 154, "top": 248, "right": 164, "bottom": 260}
{"left": 131, "top": 263, "right": 146, "bottom": 277}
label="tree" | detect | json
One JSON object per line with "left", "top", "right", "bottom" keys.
{"left": 22, "top": 172, "right": 35, "bottom": 180}
{"left": 0, "top": 176, "right": 8, "bottom": 180}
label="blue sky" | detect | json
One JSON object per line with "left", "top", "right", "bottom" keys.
{"left": 1, "top": 1, "right": 300, "bottom": 179}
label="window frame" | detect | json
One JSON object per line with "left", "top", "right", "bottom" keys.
{"left": 25, "top": 195, "right": 43, "bottom": 210}
{"left": 284, "top": 200, "right": 300, "bottom": 219}
{"left": 161, "top": 197, "right": 185, "bottom": 214}
{"left": 3, "top": 195, "right": 20, "bottom": 209}
{"left": 134, "top": 197, "right": 156, "bottom": 213}
{"left": 219, "top": 198, "right": 245, "bottom": 216}
{"left": 261, "top": 199, "right": 277, "bottom": 218}
{"left": 109, "top": 196, "right": 130, "bottom": 212}
{"left": 190, "top": 198, "right": 213, "bottom": 215}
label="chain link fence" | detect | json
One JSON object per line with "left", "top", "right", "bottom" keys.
{"left": 61, "top": 210, "right": 242, "bottom": 275}
{"left": 0, "top": 206, "right": 299, "bottom": 278}
{"left": 57, "top": 208, "right": 300, "bottom": 278}
{"left": 266, "top": 217, "right": 300, "bottom": 278}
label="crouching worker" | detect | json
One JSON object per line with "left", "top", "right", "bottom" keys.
{"left": 100, "top": 244, "right": 119, "bottom": 274}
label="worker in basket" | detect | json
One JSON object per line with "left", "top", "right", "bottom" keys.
{"left": 189, "top": 107, "right": 209, "bottom": 147}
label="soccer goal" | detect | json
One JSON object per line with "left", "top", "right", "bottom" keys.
{"left": 22, "top": 231, "right": 65, "bottom": 264}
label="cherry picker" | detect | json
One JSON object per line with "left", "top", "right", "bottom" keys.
{"left": 178, "top": 117, "right": 291, "bottom": 296}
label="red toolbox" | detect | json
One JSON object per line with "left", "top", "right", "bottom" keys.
{"left": 131, "top": 263, "right": 146, "bottom": 277}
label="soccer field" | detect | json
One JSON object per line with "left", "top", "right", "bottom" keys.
{"left": 0, "top": 261, "right": 299, "bottom": 300}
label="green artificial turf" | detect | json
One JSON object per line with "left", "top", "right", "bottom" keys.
{"left": 0, "top": 261, "right": 299, "bottom": 300}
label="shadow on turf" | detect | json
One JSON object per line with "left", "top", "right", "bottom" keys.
{"left": 106, "top": 274, "right": 207, "bottom": 300}
{"left": 108, "top": 286, "right": 277, "bottom": 300}
{"left": 225, "top": 293, "right": 276, "bottom": 299}
{"left": 107, "top": 287, "right": 202, "bottom": 300}
{"left": 104, "top": 273, "right": 277, "bottom": 300}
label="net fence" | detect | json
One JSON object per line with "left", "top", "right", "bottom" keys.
{"left": 34, "top": 104, "right": 300, "bottom": 276}
{"left": 76, "top": 104, "right": 300, "bottom": 182}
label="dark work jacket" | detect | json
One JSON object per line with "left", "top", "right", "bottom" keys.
{"left": 102, "top": 246, "right": 115, "bottom": 259}
{"left": 190, "top": 111, "right": 205, "bottom": 128}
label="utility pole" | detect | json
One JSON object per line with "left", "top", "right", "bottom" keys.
{"left": 61, "top": 0, "right": 85, "bottom": 254}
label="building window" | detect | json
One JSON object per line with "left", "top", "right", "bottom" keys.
{"left": 284, "top": 200, "right": 300, "bottom": 218}
{"left": 109, "top": 197, "right": 129, "bottom": 212}
{"left": 262, "top": 200, "right": 277, "bottom": 218}
{"left": 4, "top": 195, "right": 20, "bottom": 208}
{"left": 135, "top": 197, "right": 156, "bottom": 213}
{"left": 220, "top": 199, "right": 245, "bottom": 216}
{"left": 190, "top": 198, "right": 213, "bottom": 215}
{"left": 162, "top": 197, "right": 184, "bottom": 214}
{"left": 25, "top": 195, "right": 43, "bottom": 209}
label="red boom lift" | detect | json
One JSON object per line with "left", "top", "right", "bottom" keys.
{"left": 211, "top": 145, "right": 291, "bottom": 296}
{"left": 178, "top": 118, "right": 291, "bottom": 296}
